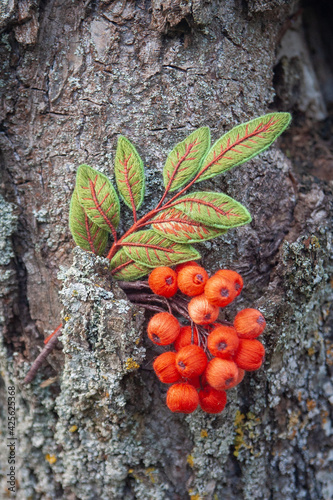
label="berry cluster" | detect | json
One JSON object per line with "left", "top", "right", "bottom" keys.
{"left": 147, "top": 262, "right": 266, "bottom": 414}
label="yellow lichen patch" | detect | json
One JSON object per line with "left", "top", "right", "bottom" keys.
{"left": 188, "top": 490, "right": 202, "bottom": 500}
{"left": 69, "top": 425, "right": 78, "bottom": 433}
{"left": 187, "top": 454, "right": 194, "bottom": 468}
{"left": 233, "top": 411, "right": 261, "bottom": 457}
{"left": 125, "top": 358, "right": 140, "bottom": 370}
{"left": 145, "top": 467, "right": 157, "bottom": 484}
{"left": 64, "top": 316, "right": 70, "bottom": 322}
{"left": 325, "top": 340, "right": 333, "bottom": 366}
{"left": 306, "top": 399, "right": 316, "bottom": 411}
{"left": 310, "top": 236, "right": 320, "bottom": 248}
{"left": 128, "top": 469, "right": 134, "bottom": 474}
{"left": 321, "top": 410, "right": 329, "bottom": 425}
{"left": 135, "top": 339, "right": 140, "bottom": 345}
{"left": 45, "top": 454, "right": 57, "bottom": 465}
{"left": 307, "top": 346, "right": 316, "bottom": 356}
{"left": 200, "top": 429, "right": 208, "bottom": 438}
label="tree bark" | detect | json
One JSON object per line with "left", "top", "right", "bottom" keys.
{"left": 0, "top": 0, "right": 332, "bottom": 499}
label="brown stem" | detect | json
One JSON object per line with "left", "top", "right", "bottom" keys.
{"left": 24, "top": 327, "right": 63, "bottom": 384}
{"left": 117, "top": 280, "right": 150, "bottom": 290}
{"left": 132, "top": 303, "right": 165, "bottom": 313}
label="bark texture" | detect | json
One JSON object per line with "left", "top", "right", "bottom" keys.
{"left": 0, "top": 0, "right": 332, "bottom": 499}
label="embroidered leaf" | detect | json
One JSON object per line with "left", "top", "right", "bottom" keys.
{"left": 121, "top": 229, "right": 200, "bottom": 268}
{"left": 163, "top": 127, "right": 210, "bottom": 192}
{"left": 151, "top": 207, "right": 227, "bottom": 243}
{"left": 110, "top": 248, "right": 151, "bottom": 281}
{"left": 196, "top": 113, "right": 291, "bottom": 183}
{"left": 114, "top": 136, "right": 145, "bottom": 213}
{"left": 69, "top": 189, "right": 109, "bottom": 255}
{"left": 76, "top": 165, "right": 120, "bottom": 236}
{"left": 171, "top": 191, "right": 251, "bottom": 229}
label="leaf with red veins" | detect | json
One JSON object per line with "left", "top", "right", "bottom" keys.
{"left": 172, "top": 191, "right": 252, "bottom": 229}
{"left": 69, "top": 189, "right": 109, "bottom": 255}
{"left": 196, "top": 113, "right": 291, "bottom": 182}
{"left": 121, "top": 229, "right": 200, "bottom": 268}
{"left": 163, "top": 127, "right": 210, "bottom": 192}
{"left": 115, "top": 136, "right": 145, "bottom": 213}
{"left": 110, "top": 248, "right": 151, "bottom": 281}
{"left": 151, "top": 207, "right": 227, "bottom": 243}
{"left": 76, "top": 164, "right": 120, "bottom": 236}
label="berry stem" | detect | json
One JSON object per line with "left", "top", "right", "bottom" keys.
{"left": 24, "top": 326, "right": 63, "bottom": 384}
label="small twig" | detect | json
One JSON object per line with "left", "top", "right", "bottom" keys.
{"left": 117, "top": 280, "right": 150, "bottom": 290}
{"left": 164, "top": 297, "right": 172, "bottom": 314}
{"left": 44, "top": 322, "right": 62, "bottom": 344}
{"left": 132, "top": 303, "right": 165, "bottom": 313}
{"left": 24, "top": 327, "right": 63, "bottom": 384}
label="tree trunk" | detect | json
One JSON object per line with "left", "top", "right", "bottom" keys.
{"left": 0, "top": 0, "right": 332, "bottom": 499}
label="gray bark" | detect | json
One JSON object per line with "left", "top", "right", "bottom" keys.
{"left": 0, "top": 0, "right": 332, "bottom": 499}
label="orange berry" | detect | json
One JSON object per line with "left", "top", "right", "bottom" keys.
{"left": 166, "top": 383, "right": 199, "bottom": 413}
{"left": 174, "top": 325, "right": 199, "bottom": 351}
{"left": 215, "top": 269, "right": 243, "bottom": 296}
{"left": 199, "top": 386, "right": 227, "bottom": 414}
{"left": 148, "top": 267, "right": 178, "bottom": 298}
{"left": 153, "top": 352, "right": 181, "bottom": 383}
{"left": 175, "top": 261, "right": 200, "bottom": 273}
{"left": 204, "top": 275, "right": 237, "bottom": 307}
{"left": 227, "top": 368, "right": 245, "bottom": 389}
{"left": 147, "top": 312, "right": 180, "bottom": 345}
{"left": 205, "top": 358, "right": 239, "bottom": 391}
{"left": 234, "top": 339, "right": 265, "bottom": 371}
{"left": 207, "top": 326, "right": 239, "bottom": 359}
{"left": 188, "top": 294, "right": 220, "bottom": 325}
{"left": 175, "top": 345, "right": 207, "bottom": 378}
{"left": 234, "top": 308, "right": 266, "bottom": 339}
{"left": 186, "top": 375, "right": 201, "bottom": 388}
{"left": 177, "top": 265, "right": 209, "bottom": 296}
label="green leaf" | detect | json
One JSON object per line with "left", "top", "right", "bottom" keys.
{"left": 171, "top": 191, "right": 251, "bottom": 229}
{"left": 163, "top": 127, "right": 210, "bottom": 192}
{"left": 110, "top": 248, "right": 151, "bottom": 281}
{"left": 114, "top": 136, "right": 145, "bottom": 212}
{"left": 196, "top": 113, "right": 291, "bottom": 183}
{"left": 69, "top": 189, "right": 109, "bottom": 255}
{"left": 121, "top": 229, "right": 200, "bottom": 268}
{"left": 151, "top": 207, "right": 227, "bottom": 243}
{"left": 76, "top": 164, "right": 120, "bottom": 235}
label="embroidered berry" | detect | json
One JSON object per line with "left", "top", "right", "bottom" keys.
{"left": 166, "top": 383, "right": 199, "bottom": 413}
{"left": 215, "top": 269, "right": 243, "bottom": 296}
{"left": 147, "top": 312, "right": 180, "bottom": 345}
{"left": 226, "top": 368, "right": 245, "bottom": 389}
{"left": 153, "top": 352, "right": 181, "bottom": 383}
{"left": 175, "top": 345, "right": 207, "bottom": 378}
{"left": 204, "top": 275, "right": 237, "bottom": 307}
{"left": 205, "top": 358, "right": 239, "bottom": 391}
{"left": 175, "top": 261, "right": 200, "bottom": 273}
{"left": 188, "top": 294, "right": 220, "bottom": 325}
{"left": 234, "top": 308, "right": 266, "bottom": 339}
{"left": 199, "top": 386, "right": 227, "bottom": 414}
{"left": 186, "top": 375, "right": 201, "bottom": 388}
{"left": 148, "top": 266, "right": 178, "bottom": 298}
{"left": 234, "top": 339, "right": 265, "bottom": 371}
{"left": 207, "top": 326, "right": 240, "bottom": 359}
{"left": 174, "top": 325, "right": 199, "bottom": 351}
{"left": 177, "top": 265, "right": 209, "bottom": 297}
